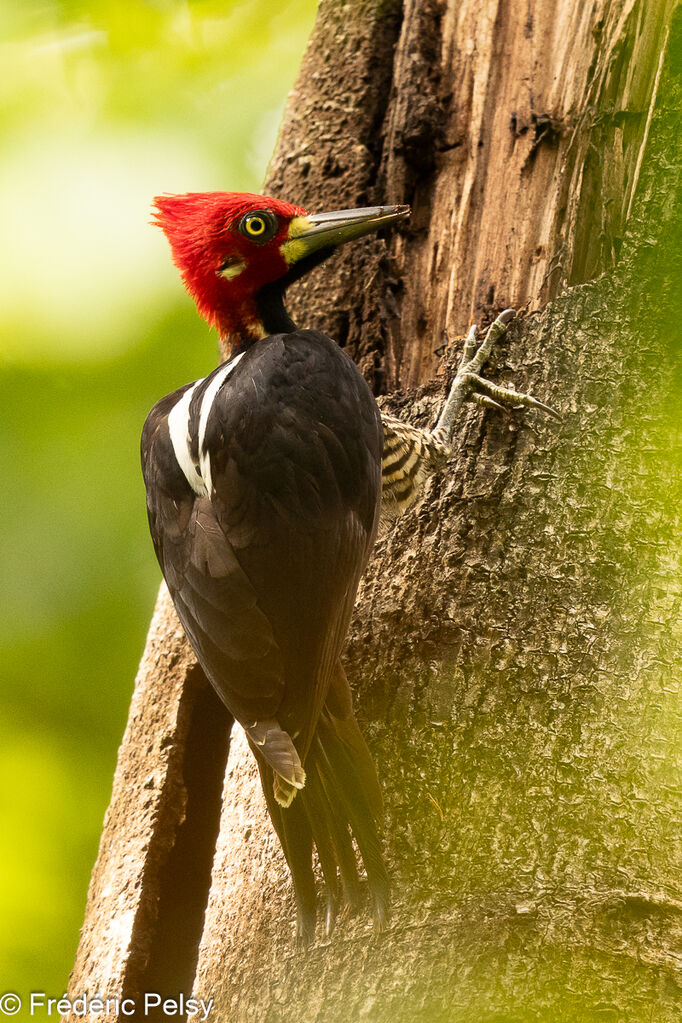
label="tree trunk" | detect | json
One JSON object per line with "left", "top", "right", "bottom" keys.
{"left": 66, "top": 2, "right": 682, "bottom": 1020}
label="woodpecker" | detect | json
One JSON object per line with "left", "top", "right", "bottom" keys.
{"left": 142, "top": 190, "right": 555, "bottom": 942}
{"left": 142, "top": 192, "right": 411, "bottom": 941}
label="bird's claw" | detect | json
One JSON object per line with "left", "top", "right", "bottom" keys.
{"left": 432, "top": 308, "right": 560, "bottom": 445}
{"left": 465, "top": 370, "right": 561, "bottom": 419}
{"left": 473, "top": 393, "right": 505, "bottom": 413}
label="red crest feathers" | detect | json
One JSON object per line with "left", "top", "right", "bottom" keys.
{"left": 152, "top": 191, "right": 305, "bottom": 271}
{"left": 151, "top": 191, "right": 308, "bottom": 337}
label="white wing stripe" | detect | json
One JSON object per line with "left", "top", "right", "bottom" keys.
{"left": 167, "top": 352, "right": 245, "bottom": 498}
{"left": 168, "top": 382, "right": 206, "bottom": 496}
{"left": 198, "top": 353, "right": 245, "bottom": 495}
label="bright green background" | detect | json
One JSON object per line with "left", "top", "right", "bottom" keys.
{"left": 0, "top": 0, "right": 317, "bottom": 1003}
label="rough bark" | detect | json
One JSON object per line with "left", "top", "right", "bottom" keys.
{"left": 66, "top": 1, "right": 681, "bottom": 1021}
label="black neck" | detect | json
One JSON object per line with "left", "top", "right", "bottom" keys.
{"left": 254, "top": 247, "right": 335, "bottom": 339}
{"left": 255, "top": 282, "right": 297, "bottom": 336}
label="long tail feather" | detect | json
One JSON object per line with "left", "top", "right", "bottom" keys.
{"left": 313, "top": 714, "right": 390, "bottom": 928}
{"left": 253, "top": 703, "right": 389, "bottom": 940}
{"left": 256, "top": 759, "right": 316, "bottom": 944}
{"left": 305, "top": 754, "right": 362, "bottom": 918}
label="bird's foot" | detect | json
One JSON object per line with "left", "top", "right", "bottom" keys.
{"left": 432, "top": 308, "right": 560, "bottom": 447}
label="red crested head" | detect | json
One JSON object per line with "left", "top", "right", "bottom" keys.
{"left": 152, "top": 191, "right": 410, "bottom": 356}
{"left": 152, "top": 191, "right": 307, "bottom": 346}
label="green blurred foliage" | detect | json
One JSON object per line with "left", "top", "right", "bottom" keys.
{"left": 0, "top": 0, "right": 317, "bottom": 1003}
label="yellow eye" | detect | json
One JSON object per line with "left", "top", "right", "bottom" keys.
{"left": 245, "top": 215, "right": 266, "bottom": 236}
{"left": 238, "top": 209, "right": 277, "bottom": 244}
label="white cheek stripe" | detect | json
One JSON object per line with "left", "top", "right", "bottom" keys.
{"left": 168, "top": 382, "right": 207, "bottom": 496}
{"left": 219, "top": 261, "right": 246, "bottom": 280}
{"left": 198, "top": 352, "right": 245, "bottom": 494}
{"left": 167, "top": 353, "right": 245, "bottom": 498}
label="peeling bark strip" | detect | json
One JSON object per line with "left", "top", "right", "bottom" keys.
{"left": 66, "top": 2, "right": 681, "bottom": 1021}
{"left": 271, "top": 0, "right": 676, "bottom": 392}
